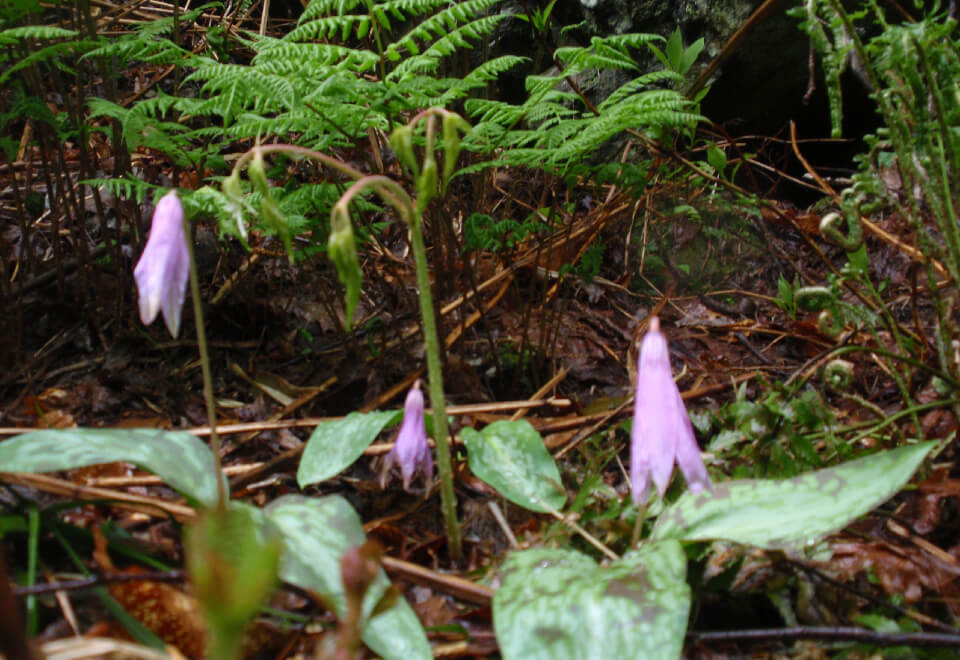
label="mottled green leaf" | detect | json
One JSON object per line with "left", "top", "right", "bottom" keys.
{"left": 462, "top": 420, "right": 565, "bottom": 513}
{"left": 494, "top": 541, "right": 689, "bottom": 660}
{"left": 265, "top": 495, "right": 430, "bottom": 660}
{"left": 652, "top": 441, "right": 936, "bottom": 549}
{"left": 0, "top": 428, "right": 223, "bottom": 507}
{"left": 297, "top": 410, "right": 400, "bottom": 487}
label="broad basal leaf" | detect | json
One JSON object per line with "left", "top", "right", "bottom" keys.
{"left": 0, "top": 429, "right": 223, "bottom": 507}
{"left": 462, "top": 420, "right": 565, "bottom": 512}
{"left": 652, "top": 441, "right": 936, "bottom": 549}
{"left": 297, "top": 410, "right": 400, "bottom": 487}
{"left": 494, "top": 541, "right": 690, "bottom": 660}
{"left": 265, "top": 494, "right": 430, "bottom": 660}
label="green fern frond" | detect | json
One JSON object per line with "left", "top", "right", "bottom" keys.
{"left": 300, "top": 0, "right": 368, "bottom": 23}
{"left": 286, "top": 14, "right": 370, "bottom": 42}
{"left": 389, "top": 14, "right": 507, "bottom": 79}
{"left": 0, "top": 25, "right": 77, "bottom": 44}
{"left": 84, "top": 34, "right": 190, "bottom": 66}
{"left": 0, "top": 40, "right": 94, "bottom": 85}
{"left": 462, "top": 55, "right": 527, "bottom": 86}
{"left": 597, "top": 69, "right": 683, "bottom": 109}
{"left": 465, "top": 98, "right": 525, "bottom": 125}
{"left": 386, "top": 0, "right": 501, "bottom": 59}
{"left": 186, "top": 186, "right": 247, "bottom": 239}
{"left": 377, "top": 0, "right": 453, "bottom": 19}
{"left": 464, "top": 29, "right": 702, "bottom": 174}
{"left": 523, "top": 100, "right": 578, "bottom": 125}
{"left": 255, "top": 41, "right": 378, "bottom": 72}
{"left": 555, "top": 38, "right": 638, "bottom": 73}
{"left": 82, "top": 176, "right": 161, "bottom": 205}
{"left": 135, "top": 5, "right": 213, "bottom": 39}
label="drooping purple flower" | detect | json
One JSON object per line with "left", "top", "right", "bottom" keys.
{"left": 631, "top": 316, "right": 712, "bottom": 505}
{"left": 382, "top": 381, "right": 433, "bottom": 490}
{"left": 134, "top": 191, "right": 189, "bottom": 338}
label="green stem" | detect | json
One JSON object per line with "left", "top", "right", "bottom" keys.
{"left": 183, "top": 217, "right": 227, "bottom": 510}
{"left": 408, "top": 209, "right": 461, "bottom": 561}
{"left": 233, "top": 144, "right": 366, "bottom": 183}
{"left": 631, "top": 503, "right": 647, "bottom": 549}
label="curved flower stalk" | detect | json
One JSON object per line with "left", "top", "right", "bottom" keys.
{"left": 631, "top": 316, "right": 712, "bottom": 505}
{"left": 133, "top": 187, "right": 227, "bottom": 507}
{"left": 134, "top": 191, "right": 189, "bottom": 337}
{"left": 381, "top": 381, "right": 433, "bottom": 490}
{"left": 219, "top": 110, "right": 469, "bottom": 559}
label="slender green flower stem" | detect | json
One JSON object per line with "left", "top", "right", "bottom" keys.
{"left": 232, "top": 144, "right": 463, "bottom": 559}
{"left": 408, "top": 209, "right": 462, "bottom": 561}
{"left": 631, "top": 504, "right": 647, "bottom": 549}
{"left": 183, "top": 218, "right": 227, "bottom": 510}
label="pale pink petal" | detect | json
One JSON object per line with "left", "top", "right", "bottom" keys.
{"left": 133, "top": 191, "right": 188, "bottom": 338}
{"left": 630, "top": 316, "right": 711, "bottom": 504}
{"left": 383, "top": 381, "right": 432, "bottom": 490}
{"left": 673, "top": 389, "right": 712, "bottom": 494}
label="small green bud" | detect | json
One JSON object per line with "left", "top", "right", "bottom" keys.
{"left": 248, "top": 148, "right": 270, "bottom": 197}
{"left": 417, "top": 156, "right": 438, "bottom": 212}
{"left": 441, "top": 112, "right": 462, "bottom": 190}
{"left": 328, "top": 208, "right": 363, "bottom": 328}
{"left": 223, "top": 170, "right": 243, "bottom": 201}
{"left": 260, "top": 193, "right": 293, "bottom": 262}
{"left": 389, "top": 125, "right": 419, "bottom": 178}
{"left": 222, "top": 171, "right": 247, "bottom": 240}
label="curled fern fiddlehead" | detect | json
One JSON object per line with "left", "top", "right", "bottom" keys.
{"left": 796, "top": 286, "right": 843, "bottom": 338}
{"left": 820, "top": 186, "right": 866, "bottom": 251}
{"left": 822, "top": 359, "right": 854, "bottom": 390}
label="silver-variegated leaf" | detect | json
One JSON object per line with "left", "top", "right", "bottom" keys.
{"left": 652, "top": 441, "right": 936, "bottom": 548}
{"left": 265, "top": 494, "right": 430, "bottom": 660}
{"left": 494, "top": 541, "right": 690, "bottom": 660}
{"left": 462, "top": 420, "right": 566, "bottom": 513}
{"left": 297, "top": 410, "right": 400, "bottom": 487}
{"left": 0, "top": 428, "right": 223, "bottom": 506}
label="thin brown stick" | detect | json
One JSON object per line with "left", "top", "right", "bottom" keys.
{"left": 688, "top": 626, "right": 960, "bottom": 647}
{"left": 0, "top": 473, "right": 195, "bottom": 521}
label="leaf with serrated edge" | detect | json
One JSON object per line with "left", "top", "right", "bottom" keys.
{"left": 265, "top": 494, "right": 430, "bottom": 660}
{"left": 652, "top": 441, "right": 936, "bottom": 549}
{"left": 298, "top": 410, "right": 400, "bottom": 487}
{"left": 0, "top": 429, "right": 223, "bottom": 507}
{"left": 463, "top": 420, "right": 566, "bottom": 512}
{"left": 494, "top": 540, "right": 689, "bottom": 660}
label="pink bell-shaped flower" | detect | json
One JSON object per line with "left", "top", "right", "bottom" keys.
{"left": 381, "top": 381, "right": 433, "bottom": 490}
{"left": 134, "top": 191, "right": 189, "bottom": 338}
{"left": 631, "top": 316, "right": 712, "bottom": 505}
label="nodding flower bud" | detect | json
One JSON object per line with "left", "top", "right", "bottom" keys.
{"left": 134, "top": 191, "right": 189, "bottom": 338}
{"left": 222, "top": 170, "right": 248, "bottom": 240}
{"left": 441, "top": 112, "right": 462, "bottom": 189}
{"left": 327, "top": 207, "right": 362, "bottom": 328}
{"left": 389, "top": 125, "right": 418, "bottom": 179}
{"left": 247, "top": 147, "right": 270, "bottom": 196}
{"left": 381, "top": 381, "right": 433, "bottom": 491}
{"left": 631, "top": 316, "right": 712, "bottom": 505}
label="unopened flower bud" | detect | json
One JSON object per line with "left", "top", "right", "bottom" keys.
{"left": 134, "top": 191, "right": 189, "bottom": 338}
{"left": 381, "top": 381, "right": 433, "bottom": 490}
{"left": 631, "top": 317, "right": 712, "bottom": 504}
